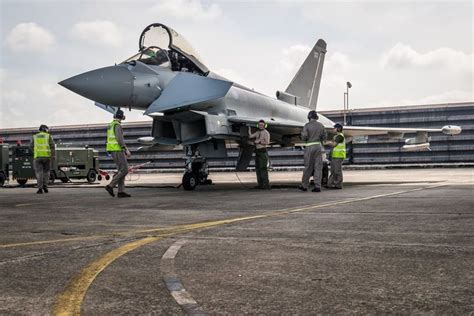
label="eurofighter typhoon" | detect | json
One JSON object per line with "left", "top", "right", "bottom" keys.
{"left": 59, "top": 23, "right": 462, "bottom": 190}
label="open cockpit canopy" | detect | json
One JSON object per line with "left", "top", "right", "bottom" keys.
{"left": 124, "top": 23, "right": 208, "bottom": 75}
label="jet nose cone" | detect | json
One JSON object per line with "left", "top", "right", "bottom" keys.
{"left": 59, "top": 65, "right": 134, "bottom": 107}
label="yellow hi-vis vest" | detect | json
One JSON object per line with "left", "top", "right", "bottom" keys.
{"left": 33, "top": 132, "right": 51, "bottom": 159}
{"left": 106, "top": 120, "right": 122, "bottom": 152}
{"left": 332, "top": 132, "right": 346, "bottom": 159}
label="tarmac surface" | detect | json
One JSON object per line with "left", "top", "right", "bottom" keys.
{"left": 0, "top": 168, "right": 473, "bottom": 315}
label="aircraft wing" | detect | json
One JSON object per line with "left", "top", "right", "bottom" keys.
{"left": 341, "top": 125, "right": 455, "bottom": 137}
{"left": 340, "top": 125, "right": 461, "bottom": 151}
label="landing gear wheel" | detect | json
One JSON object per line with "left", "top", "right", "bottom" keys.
{"left": 49, "top": 171, "right": 56, "bottom": 185}
{"left": 58, "top": 170, "right": 68, "bottom": 183}
{"left": 17, "top": 179, "right": 27, "bottom": 186}
{"left": 97, "top": 175, "right": 102, "bottom": 181}
{"left": 105, "top": 175, "right": 110, "bottom": 180}
{"left": 87, "top": 169, "right": 97, "bottom": 184}
{"left": 198, "top": 174, "right": 209, "bottom": 185}
{"left": 322, "top": 162, "right": 329, "bottom": 186}
{"left": 0, "top": 173, "right": 5, "bottom": 187}
{"left": 182, "top": 172, "right": 197, "bottom": 191}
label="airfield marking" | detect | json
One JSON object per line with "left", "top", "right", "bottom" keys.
{"left": 160, "top": 239, "right": 207, "bottom": 314}
{"left": 53, "top": 236, "right": 163, "bottom": 316}
{"left": 0, "top": 183, "right": 448, "bottom": 250}
{"left": 51, "top": 184, "right": 447, "bottom": 315}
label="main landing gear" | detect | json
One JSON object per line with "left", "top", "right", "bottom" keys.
{"left": 182, "top": 146, "right": 212, "bottom": 191}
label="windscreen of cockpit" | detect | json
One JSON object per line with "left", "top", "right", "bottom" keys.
{"left": 140, "top": 24, "right": 209, "bottom": 73}
{"left": 122, "top": 47, "right": 170, "bottom": 67}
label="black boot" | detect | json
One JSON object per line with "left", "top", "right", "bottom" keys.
{"left": 105, "top": 185, "right": 115, "bottom": 197}
{"left": 36, "top": 188, "right": 43, "bottom": 194}
{"left": 117, "top": 192, "right": 131, "bottom": 198}
{"left": 43, "top": 186, "right": 49, "bottom": 193}
{"left": 298, "top": 185, "right": 307, "bottom": 192}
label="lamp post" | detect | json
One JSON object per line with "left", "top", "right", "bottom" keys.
{"left": 343, "top": 81, "right": 352, "bottom": 125}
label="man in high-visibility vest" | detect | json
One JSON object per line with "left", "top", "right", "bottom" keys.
{"left": 327, "top": 122, "right": 346, "bottom": 189}
{"left": 299, "top": 110, "right": 327, "bottom": 192}
{"left": 30, "top": 124, "right": 55, "bottom": 194}
{"left": 105, "top": 110, "right": 131, "bottom": 198}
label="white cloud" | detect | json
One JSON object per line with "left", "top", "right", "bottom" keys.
{"left": 381, "top": 43, "right": 473, "bottom": 75}
{"left": 215, "top": 68, "right": 246, "bottom": 85}
{"left": 71, "top": 20, "right": 123, "bottom": 47}
{"left": 276, "top": 45, "right": 355, "bottom": 83}
{"left": 4, "top": 22, "right": 55, "bottom": 53}
{"left": 151, "top": 0, "right": 222, "bottom": 21}
{"left": 0, "top": 71, "right": 150, "bottom": 128}
{"left": 399, "top": 90, "right": 474, "bottom": 106}
{"left": 278, "top": 44, "right": 311, "bottom": 75}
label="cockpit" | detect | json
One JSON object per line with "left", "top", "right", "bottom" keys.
{"left": 122, "top": 23, "right": 209, "bottom": 76}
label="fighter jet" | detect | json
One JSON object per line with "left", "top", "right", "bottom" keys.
{"left": 59, "top": 23, "right": 462, "bottom": 190}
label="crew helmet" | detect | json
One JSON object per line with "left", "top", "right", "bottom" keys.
{"left": 114, "top": 109, "right": 125, "bottom": 120}
{"left": 307, "top": 110, "right": 318, "bottom": 120}
{"left": 39, "top": 124, "right": 49, "bottom": 132}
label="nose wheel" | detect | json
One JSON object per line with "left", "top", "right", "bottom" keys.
{"left": 182, "top": 147, "right": 212, "bottom": 191}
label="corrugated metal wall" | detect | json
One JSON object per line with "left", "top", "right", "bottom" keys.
{"left": 1, "top": 102, "right": 472, "bottom": 169}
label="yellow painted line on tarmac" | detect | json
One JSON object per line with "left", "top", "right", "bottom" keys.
{"left": 15, "top": 201, "right": 62, "bottom": 207}
{"left": 0, "top": 236, "right": 110, "bottom": 249}
{"left": 53, "top": 236, "right": 162, "bottom": 316}
{"left": 51, "top": 184, "right": 447, "bottom": 316}
{"left": 0, "top": 184, "right": 447, "bottom": 250}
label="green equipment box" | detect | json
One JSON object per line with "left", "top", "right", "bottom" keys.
{"left": 52, "top": 146, "right": 100, "bottom": 183}
{"left": 11, "top": 145, "right": 100, "bottom": 185}
{"left": 0, "top": 144, "right": 9, "bottom": 186}
{"left": 12, "top": 145, "right": 36, "bottom": 185}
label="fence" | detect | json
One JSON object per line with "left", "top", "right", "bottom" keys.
{"left": 1, "top": 102, "right": 472, "bottom": 170}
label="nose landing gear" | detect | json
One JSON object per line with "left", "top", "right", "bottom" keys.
{"left": 182, "top": 146, "right": 212, "bottom": 191}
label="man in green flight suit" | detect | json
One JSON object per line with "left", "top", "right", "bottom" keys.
{"left": 248, "top": 119, "right": 271, "bottom": 189}
{"left": 299, "top": 110, "right": 327, "bottom": 192}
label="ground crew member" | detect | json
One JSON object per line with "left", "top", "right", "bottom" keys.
{"left": 299, "top": 110, "right": 327, "bottom": 192}
{"left": 105, "top": 110, "right": 131, "bottom": 198}
{"left": 248, "top": 119, "right": 271, "bottom": 189}
{"left": 327, "top": 122, "right": 346, "bottom": 189}
{"left": 30, "top": 124, "right": 55, "bottom": 194}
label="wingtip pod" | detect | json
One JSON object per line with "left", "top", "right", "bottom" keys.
{"left": 441, "top": 125, "right": 462, "bottom": 135}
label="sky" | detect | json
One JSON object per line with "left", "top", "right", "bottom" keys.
{"left": 0, "top": 0, "right": 473, "bottom": 128}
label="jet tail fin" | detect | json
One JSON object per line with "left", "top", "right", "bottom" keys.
{"left": 285, "top": 39, "right": 327, "bottom": 110}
